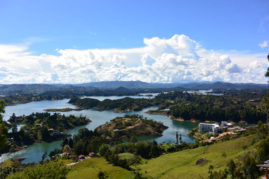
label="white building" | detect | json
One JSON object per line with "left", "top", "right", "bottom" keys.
{"left": 199, "top": 123, "right": 220, "bottom": 133}
{"left": 221, "top": 121, "right": 233, "bottom": 128}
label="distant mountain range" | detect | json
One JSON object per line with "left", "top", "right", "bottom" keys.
{"left": 0, "top": 81, "right": 267, "bottom": 96}
{"left": 80, "top": 81, "right": 268, "bottom": 90}
{"left": 79, "top": 81, "right": 179, "bottom": 89}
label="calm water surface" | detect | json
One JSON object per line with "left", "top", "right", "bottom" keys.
{"left": 1, "top": 95, "right": 197, "bottom": 163}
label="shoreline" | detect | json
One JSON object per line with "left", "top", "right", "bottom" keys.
{"left": 168, "top": 116, "right": 199, "bottom": 123}
{"left": 1, "top": 119, "right": 91, "bottom": 158}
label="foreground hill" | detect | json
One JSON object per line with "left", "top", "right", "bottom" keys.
{"left": 4, "top": 131, "right": 265, "bottom": 179}
{"left": 135, "top": 135, "right": 256, "bottom": 179}
{"left": 62, "top": 134, "right": 257, "bottom": 179}
{"left": 66, "top": 158, "right": 134, "bottom": 179}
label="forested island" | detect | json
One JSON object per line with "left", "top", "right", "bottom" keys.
{"left": 1, "top": 113, "right": 91, "bottom": 154}
{"left": 69, "top": 97, "right": 153, "bottom": 112}
{"left": 95, "top": 115, "right": 168, "bottom": 140}
{"left": 44, "top": 108, "right": 81, "bottom": 112}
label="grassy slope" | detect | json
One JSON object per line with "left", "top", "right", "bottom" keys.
{"left": 118, "top": 152, "right": 136, "bottom": 160}
{"left": 66, "top": 158, "right": 134, "bottom": 179}
{"left": 135, "top": 135, "right": 256, "bottom": 179}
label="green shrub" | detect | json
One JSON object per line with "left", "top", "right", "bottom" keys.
{"left": 7, "top": 160, "right": 69, "bottom": 179}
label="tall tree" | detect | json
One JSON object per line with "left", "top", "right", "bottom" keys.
{"left": 0, "top": 99, "right": 5, "bottom": 122}
{"left": 265, "top": 54, "right": 269, "bottom": 77}
{"left": 265, "top": 54, "right": 269, "bottom": 123}
{"left": 0, "top": 99, "right": 8, "bottom": 151}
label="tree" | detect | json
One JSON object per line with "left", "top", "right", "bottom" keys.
{"left": 265, "top": 54, "right": 269, "bottom": 77}
{"left": 241, "top": 154, "right": 259, "bottom": 179}
{"left": 257, "top": 137, "right": 269, "bottom": 163}
{"left": 265, "top": 54, "right": 269, "bottom": 122}
{"left": 63, "top": 144, "right": 71, "bottom": 153}
{"left": 41, "top": 152, "right": 47, "bottom": 163}
{"left": 0, "top": 99, "right": 5, "bottom": 122}
{"left": 0, "top": 100, "right": 8, "bottom": 151}
{"left": 227, "top": 160, "right": 236, "bottom": 178}
{"left": 98, "top": 171, "right": 107, "bottom": 179}
{"left": 99, "top": 144, "right": 109, "bottom": 156}
{"left": 208, "top": 165, "right": 214, "bottom": 179}
{"left": 176, "top": 132, "right": 179, "bottom": 144}
{"left": 257, "top": 120, "right": 269, "bottom": 139}
{"left": 0, "top": 123, "right": 8, "bottom": 151}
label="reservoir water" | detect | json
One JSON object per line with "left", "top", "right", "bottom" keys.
{"left": 0, "top": 95, "right": 197, "bottom": 163}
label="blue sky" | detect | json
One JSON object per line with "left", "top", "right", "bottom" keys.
{"left": 0, "top": 0, "right": 268, "bottom": 83}
{"left": 0, "top": 0, "right": 268, "bottom": 54}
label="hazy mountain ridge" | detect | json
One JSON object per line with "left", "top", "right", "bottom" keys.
{"left": 0, "top": 81, "right": 267, "bottom": 96}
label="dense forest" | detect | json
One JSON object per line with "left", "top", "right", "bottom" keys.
{"left": 165, "top": 91, "right": 267, "bottom": 123}
{"left": 69, "top": 89, "right": 267, "bottom": 124}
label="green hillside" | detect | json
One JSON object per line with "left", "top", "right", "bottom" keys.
{"left": 67, "top": 158, "right": 135, "bottom": 179}
{"left": 66, "top": 135, "right": 257, "bottom": 179}
{"left": 135, "top": 135, "right": 256, "bottom": 179}
{"left": 3, "top": 134, "right": 262, "bottom": 179}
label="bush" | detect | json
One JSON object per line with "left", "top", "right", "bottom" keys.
{"left": 7, "top": 160, "right": 69, "bottom": 179}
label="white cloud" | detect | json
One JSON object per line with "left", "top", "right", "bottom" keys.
{"left": 0, "top": 34, "right": 267, "bottom": 84}
{"left": 259, "top": 40, "right": 268, "bottom": 48}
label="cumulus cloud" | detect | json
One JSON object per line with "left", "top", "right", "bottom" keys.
{"left": 259, "top": 41, "right": 268, "bottom": 49}
{"left": 0, "top": 34, "right": 267, "bottom": 84}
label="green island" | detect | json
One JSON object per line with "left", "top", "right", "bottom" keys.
{"left": 0, "top": 93, "right": 74, "bottom": 106}
{"left": 95, "top": 115, "right": 168, "bottom": 140}
{"left": 69, "top": 97, "right": 153, "bottom": 112}
{"left": 145, "top": 109, "right": 169, "bottom": 115}
{"left": 44, "top": 108, "right": 82, "bottom": 112}
{"left": 1, "top": 112, "right": 91, "bottom": 154}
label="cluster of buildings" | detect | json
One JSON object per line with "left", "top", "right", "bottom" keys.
{"left": 198, "top": 121, "right": 234, "bottom": 134}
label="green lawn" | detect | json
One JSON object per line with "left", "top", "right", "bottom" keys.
{"left": 135, "top": 135, "right": 256, "bottom": 179}
{"left": 118, "top": 152, "right": 136, "bottom": 160}
{"left": 66, "top": 158, "right": 135, "bottom": 179}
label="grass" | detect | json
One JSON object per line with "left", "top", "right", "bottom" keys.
{"left": 118, "top": 152, "right": 136, "bottom": 160}
{"left": 135, "top": 135, "right": 256, "bottom": 179}
{"left": 66, "top": 158, "right": 135, "bottom": 179}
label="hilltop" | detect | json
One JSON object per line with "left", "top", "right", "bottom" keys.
{"left": 95, "top": 115, "right": 168, "bottom": 140}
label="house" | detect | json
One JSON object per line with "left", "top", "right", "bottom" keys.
{"left": 221, "top": 121, "right": 233, "bottom": 128}
{"left": 199, "top": 123, "right": 220, "bottom": 133}
{"left": 88, "top": 152, "right": 97, "bottom": 158}
{"left": 78, "top": 155, "right": 85, "bottom": 160}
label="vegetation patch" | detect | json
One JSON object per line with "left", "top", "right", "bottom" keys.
{"left": 95, "top": 115, "right": 168, "bottom": 140}
{"left": 66, "top": 158, "right": 135, "bottom": 179}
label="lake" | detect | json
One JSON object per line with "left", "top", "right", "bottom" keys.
{"left": 0, "top": 95, "right": 197, "bottom": 163}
